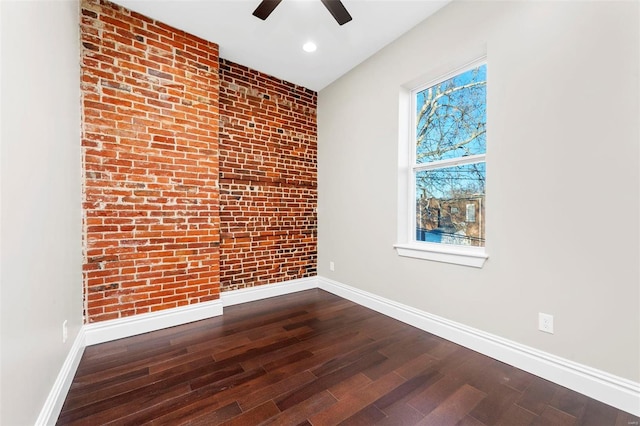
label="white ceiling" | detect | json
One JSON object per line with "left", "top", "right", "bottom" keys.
{"left": 111, "top": 0, "right": 450, "bottom": 91}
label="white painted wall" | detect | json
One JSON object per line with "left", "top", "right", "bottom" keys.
{"left": 318, "top": 1, "right": 639, "bottom": 382}
{"left": 0, "top": 1, "right": 82, "bottom": 424}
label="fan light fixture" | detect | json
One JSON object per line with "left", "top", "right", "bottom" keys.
{"left": 252, "top": 0, "right": 353, "bottom": 26}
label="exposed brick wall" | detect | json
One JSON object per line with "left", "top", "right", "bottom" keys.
{"left": 80, "top": 1, "right": 317, "bottom": 322}
{"left": 80, "top": 0, "right": 220, "bottom": 322}
{"left": 219, "top": 60, "right": 317, "bottom": 291}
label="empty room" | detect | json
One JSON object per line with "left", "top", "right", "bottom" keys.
{"left": 1, "top": 0, "right": 639, "bottom": 424}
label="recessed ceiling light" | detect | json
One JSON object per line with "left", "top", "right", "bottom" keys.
{"left": 302, "top": 41, "right": 317, "bottom": 53}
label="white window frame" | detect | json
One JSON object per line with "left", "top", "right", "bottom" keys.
{"left": 395, "top": 57, "right": 488, "bottom": 268}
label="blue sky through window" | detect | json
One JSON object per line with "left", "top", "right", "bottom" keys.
{"left": 415, "top": 64, "right": 486, "bottom": 163}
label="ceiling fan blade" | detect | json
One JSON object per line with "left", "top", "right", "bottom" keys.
{"left": 252, "top": 0, "right": 283, "bottom": 20}
{"left": 320, "top": 0, "right": 352, "bottom": 25}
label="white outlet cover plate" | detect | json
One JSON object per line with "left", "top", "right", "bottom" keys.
{"left": 538, "top": 313, "right": 554, "bottom": 334}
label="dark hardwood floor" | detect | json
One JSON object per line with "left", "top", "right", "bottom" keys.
{"left": 57, "top": 289, "right": 638, "bottom": 425}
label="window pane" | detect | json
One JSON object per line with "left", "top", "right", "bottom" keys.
{"left": 416, "top": 163, "right": 485, "bottom": 247}
{"left": 416, "top": 64, "right": 486, "bottom": 163}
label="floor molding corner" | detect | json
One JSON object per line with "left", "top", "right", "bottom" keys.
{"left": 221, "top": 276, "right": 318, "bottom": 307}
{"left": 35, "top": 327, "right": 86, "bottom": 426}
{"left": 317, "top": 275, "right": 640, "bottom": 417}
{"left": 84, "top": 299, "right": 223, "bottom": 346}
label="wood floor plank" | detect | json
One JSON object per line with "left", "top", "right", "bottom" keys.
{"left": 147, "top": 349, "right": 224, "bottom": 376}
{"left": 425, "top": 338, "right": 462, "bottom": 360}
{"left": 374, "top": 368, "right": 442, "bottom": 411}
{"left": 445, "top": 352, "right": 496, "bottom": 393}
{"left": 494, "top": 404, "right": 538, "bottom": 426}
{"left": 275, "top": 350, "right": 388, "bottom": 411}
{"left": 283, "top": 304, "right": 377, "bottom": 337}
{"left": 304, "top": 333, "right": 374, "bottom": 363}
{"left": 468, "top": 382, "right": 522, "bottom": 425}
{"left": 259, "top": 390, "right": 337, "bottom": 426}
{"left": 495, "top": 361, "right": 536, "bottom": 393}
{"left": 80, "top": 341, "right": 127, "bottom": 362}
{"left": 68, "top": 365, "right": 242, "bottom": 424}
{"left": 239, "top": 328, "right": 361, "bottom": 372}
{"left": 417, "top": 384, "right": 486, "bottom": 425}
{"left": 369, "top": 368, "right": 442, "bottom": 423}
{"left": 408, "top": 374, "right": 468, "bottom": 415}
{"left": 532, "top": 406, "right": 577, "bottom": 426}
{"left": 59, "top": 382, "right": 191, "bottom": 425}
{"left": 432, "top": 345, "right": 480, "bottom": 376}
{"left": 186, "top": 363, "right": 247, "bottom": 390}
{"left": 63, "top": 358, "right": 205, "bottom": 411}
{"left": 74, "top": 340, "right": 185, "bottom": 377}
{"left": 307, "top": 371, "right": 406, "bottom": 425}
{"left": 182, "top": 401, "right": 243, "bottom": 426}
{"left": 549, "top": 386, "right": 589, "bottom": 419}
{"left": 210, "top": 332, "right": 305, "bottom": 363}
{"left": 310, "top": 333, "right": 403, "bottom": 378}
{"left": 56, "top": 289, "right": 637, "bottom": 425}
{"left": 106, "top": 367, "right": 268, "bottom": 425}
{"left": 244, "top": 312, "right": 313, "bottom": 341}
{"left": 579, "top": 398, "right": 622, "bottom": 426}
{"left": 392, "top": 352, "right": 439, "bottom": 380}
{"left": 239, "top": 334, "right": 379, "bottom": 405}
{"left": 339, "top": 404, "right": 387, "bottom": 425}
{"left": 66, "top": 365, "right": 149, "bottom": 398}
{"left": 517, "top": 376, "right": 561, "bottom": 415}
{"left": 327, "top": 373, "right": 372, "bottom": 400}
{"left": 457, "top": 415, "right": 489, "bottom": 426}
{"left": 365, "top": 336, "right": 438, "bottom": 381}
{"left": 237, "top": 370, "right": 317, "bottom": 412}
{"left": 375, "top": 402, "right": 424, "bottom": 426}
{"left": 261, "top": 349, "right": 315, "bottom": 372}
{"left": 218, "top": 401, "right": 280, "bottom": 426}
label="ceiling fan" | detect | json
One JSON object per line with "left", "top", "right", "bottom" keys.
{"left": 252, "top": 0, "right": 353, "bottom": 26}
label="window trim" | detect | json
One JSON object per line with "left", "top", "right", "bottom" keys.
{"left": 393, "top": 242, "right": 487, "bottom": 268}
{"left": 395, "top": 57, "right": 488, "bottom": 268}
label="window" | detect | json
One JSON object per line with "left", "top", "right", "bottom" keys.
{"left": 395, "top": 59, "right": 488, "bottom": 267}
{"left": 466, "top": 204, "right": 476, "bottom": 223}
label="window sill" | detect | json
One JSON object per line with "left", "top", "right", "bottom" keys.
{"left": 394, "top": 243, "right": 488, "bottom": 268}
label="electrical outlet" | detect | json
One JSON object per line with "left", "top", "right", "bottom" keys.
{"left": 329, "top": 261, "right": 335, "bottom": 272}
{"left": 62, "top": 320, "right": 68, "bottom": 343}
{"left": 538, "top": 313, "right": 554, "bottom": 334}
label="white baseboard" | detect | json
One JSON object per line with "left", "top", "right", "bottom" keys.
{"left": 317, "top": 276, "right": 640, "bottom": 417}
{"left": 35, "top": 327, "right": 86, "bottom": 426}
{"left": 84, "top": 299, "right": 223, "bottom": 346}
{"left": 221, "top": 276, "right": 317, "bottom": 307}
{"left": 83, "top": 275, "right": 318, "bottom": 346}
